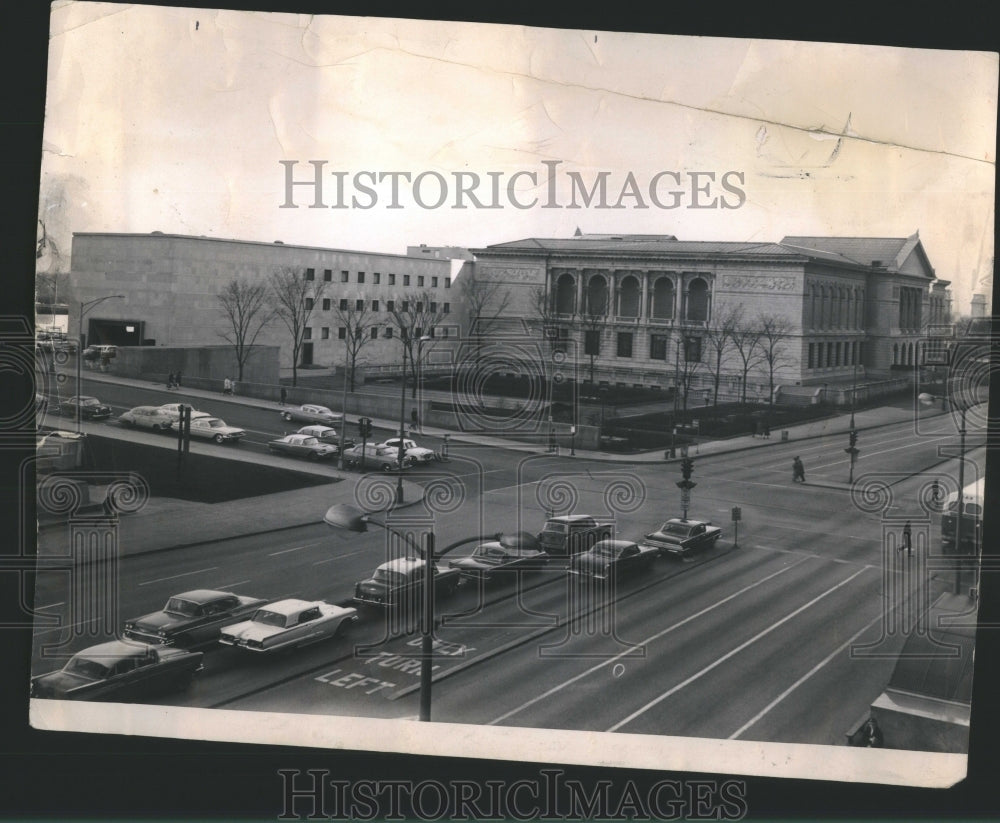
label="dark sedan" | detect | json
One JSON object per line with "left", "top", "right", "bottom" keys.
{"left": 569, "top": 539, "right": 658, "bottom": 580}
{"left": 30, "top": 639, "right": 203, "bottom": 701}
{"left": 267, "top": 433, "right": 338, "bottom": 461}
{"left": 449, "top": 533, "right": 548, "bottom": 582}
{"left": 58, "top": 395, "right": 112, "bottom": 421}
{"left": 124, "top": 589, "right": 269, "bottom": 648}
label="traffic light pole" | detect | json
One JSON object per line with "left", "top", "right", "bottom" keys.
{"left": 845, "top": 429, "right": 859, "bottom": 484}
{"left": 677, "top": 457, "right": 696, "bottom": 521}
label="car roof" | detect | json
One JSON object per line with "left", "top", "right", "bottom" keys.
{"left": 73, "top": 639, "right": 155, "bottom": 660}
{"left": 258, "top": 598, "right": 316, "bottom": 615}
{"left": 171, "top": 589, "right": 237, "bottom": 604}
{"left": 664, "top": 518, "right": 707, "bottom": 526}
{"left": 592, "top": 539, "right": 638, "bottom": 549}
{"left": 547, "top": 514, "right": 596, "bottom": 524}
{"left": 128, "top": 405, "right": 162, "bottom": 412}
{"left": 378, "top": 557, "right": 424, "bottom": 573}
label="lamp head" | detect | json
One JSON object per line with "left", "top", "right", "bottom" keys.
{"left": 323, "top": 503, "right": 369, "bottom": 532}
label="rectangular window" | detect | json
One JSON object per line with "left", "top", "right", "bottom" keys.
{"left": 387, "top": 300, "right": 395, "bottom": 312}
{"left": 385, "top": 327, "right": 393, "bottom": 339}
{"left": 418, "top": 276, "right": 425, "bottom": 286}
{"left": 373, "top": 272, "right": 381, "bottom": 284}
{"left": 305, "top": 297, "right": 314, "bottom": 310}
{"left": 432, "top": 277, "right": 439, "bottom": 287}
{"left": 808, "top": 342, "right": 815, "bottom": 369}
{"left": 338, "top": 327, "right": 346, "bottom": 339}
{"left": 649, "top": 334, "right": 668, "bottom": 360}
{"left": 355, "top": 299, "right": 364, "bottom": 311}
{"left": 402, "top": 301, "right": 410, "bottom": 312}
{"left": 304, "top": 327, "right": 312, "bottom": 340}
{"left": 339, "top": 298, "right": 348, "bottom": 311}
{"left": 403, "top": 275, "right": 411, "bottom": 286}
{"left": 357, "top": 271, "right": 365, "bottom": 283}
{"left": 684, "top": 335, "right": 702, "bottom": 362}
{"left": 445, "top": 278, "right": 451, "bottom": 288}
{"left": 430, "top": 302, "right": 437, "bottom": 312}
{"left": 389, "top": 273, "right": 396, "bottom": 285}
{"left": 428, "top": 327, "right": 435, "bottom": 338}
{"left": 617, "top": 332, "right": 633, "bottom": 358}
{"left": 440, "top": 327, "right": 449, "bottom": 338}
{"left": 372, "top": 300, "right": 379, "bottom": 312}
{"left": 323, "top": 269, "right": 332, "bottom": 282}
{"left": 443, "top": 302, "right": 450, "bottom": 314}
{"left": 416, "top": 302, "right": 423, "bottom": 312}
{"left": 341, "top": 270, "right": 349, "bottom": 283}
{"left": 322, "top": 298, "right": 331, "bottom": 311}
{"left": 584, "top": 330, "right": 601, "bottom": 356}
{"left": 305, "top": 268, "right": 315, "bottom": 281}
{"left": 371, "top": 327, "right": 378, "bottom": 339}
{"left": 321, "top": 327, "right": 330, "bottom": 340}
{"left": 415, "top": 327, "right": 423, "bottom": 338}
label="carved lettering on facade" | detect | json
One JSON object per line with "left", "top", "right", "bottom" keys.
{"left": 721, "top": 274, "right": 797, "bottom": 292}
{"left": 478, "top": 266, "right": 544, "bottom": 283}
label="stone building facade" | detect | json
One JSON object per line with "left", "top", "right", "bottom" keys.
{"left": 470, "top": 232, "right": 950, "bottom": 395}
{"left": 69, "top": 232, "right": 469, "bottom": 373}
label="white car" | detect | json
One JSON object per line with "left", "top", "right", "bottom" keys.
{"left": 172, "top": 416, "right": 245, "bottom": 444}
{"left": 219, "top": 599, "right": 358, "bottom": 653}
{"left": 379, "top": 437, "right": 437, "bottom": 464}
{"left": 119, "top": 405, "right": 175, "bottom": 431}
{"left": 295, "top": 425, "right": 353, "bottom": 450}
{"left": 279, "top": 404, "right": 343, "bottom": 425}
{"left": 158, "top": 403, "right": 212, "bottom": 423}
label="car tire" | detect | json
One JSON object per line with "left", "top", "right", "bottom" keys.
{"left": 282, "top": 412, "right": 293, "bottom": 422}
{"left": 121, "top": 418, "right": 134, "bottom": 427}
{"left": 214, "top": 434, "right": 225, "bottom": 443}
{"left": 381, "top": 463, "right": 394, "bottom": 472}
{"left": 307, "top": 451, "right": 319, "bottom": 461}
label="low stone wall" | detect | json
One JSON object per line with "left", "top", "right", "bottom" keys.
{"left": 112, "top": 345, "right": 281, "bottom": 386}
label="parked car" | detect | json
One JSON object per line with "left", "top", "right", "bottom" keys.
{"left": 342, "top": 443, "right": 410, "bottom": 472}
{"left": 118, "top": 405, "right": 175, "bottom": 431}
{"left": 354, "top": 557, "right": 461, "bottom": 607}
{"left": 641, "top": 518, "right": 722, "bottom": 556}
{"left": 123, "top": 589, "right": 269, "bottom": 648}
{"left": 379, "top": 437, "right": 438, "bottom": 464}
{"left": 267, "top": 433, "right": 338, "bottom": 460}
{"left": 157, "top": 403, "right": 212, "bottom": 423}
{"left": 279, "top": 404, "right": 343, "bottom": 425}
{"left": 58, "top": 395, "right": 112, "bottom": 421}
{"left": 82, "top": 344, "right": 117, "bottom": 361}
{"left": 537, "top": 514, "right": 615, "bottom": 556}
{"left": 29, "top": 639, "right": 204, "bottom": 700}
{"left": 449, "top": 533, "right": 548, "bottom": 582}
{"left": 219, "top": 599, "right": 358, "bottom": 654}
{"left": 569, "top": 539, "right": 659, "bottom": 580}
{"left": 173, "top": 416, "right": 246, "bottom": 444}
{"left": 296, "top": 425, "right": 354, "bottom": 450}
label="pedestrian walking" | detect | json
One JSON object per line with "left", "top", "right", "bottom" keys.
{"left": 410, "top": 407, "right": 420, "bottom": 434}
{"left": 223, "top": 376, "right": 233, "bottom": 395}
{"left": 762, "top": 421, "right": 771, "bottom": 439}
{"left": 792, "top": 456, "right": 805, "bottom": 483}
{"left": 280, "top": 387, "right": 287, "bottom": 406}
{"left": 902, "top": 521, "right": 912, "bottom": 554}
{"left": 166, "top": 371, "right": 175, "bottom": 389}
{"left": 175, "top": 370, "right": 182, "bottom": 387}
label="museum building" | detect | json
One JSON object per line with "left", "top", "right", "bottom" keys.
{"left": 470, "top": 232, "right": 952, "bottom": 394}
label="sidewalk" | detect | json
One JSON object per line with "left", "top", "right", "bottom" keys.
{"left": 38, "top": 369, "right": 949, "bottom": 558}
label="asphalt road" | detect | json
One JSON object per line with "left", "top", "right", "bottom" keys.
{"left": 31, "top": 388, "right": 986, "bottom": 747}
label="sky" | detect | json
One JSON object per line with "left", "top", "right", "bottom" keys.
{"left": 37, "top": 2, "right": 997, "bottom": 315}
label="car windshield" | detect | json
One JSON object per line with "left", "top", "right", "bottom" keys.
{"left": 373, "top": 569, "right": 406, "bottom": 585}
{"left": 376, "top": 448, "right": 395, "bottom": 456}
{"left": 300, "top": 437, "right": 318, "bottom": 446}
{"left": 164, "top": 597, "right": 199, "bottom": 616}
{"left": 64, "top": 656, "right": 112, "bottom": 680}
{"left": 80, "top": 398, "right": 99, "bottom": 406}
{"left": 314, "top": 407, "right": 332, "bottom": 415}
{"left": 594, "top": 543, "right": 620, "bottom": 557}
{"left": 542, "top": 523, "right": 567, "bottom": 534}
{"left": 251, "top": 609, "right": 288, "bottom": 628}
{"left": 661, "top": 523, "right": 693, "bottom": 537}
{"left": 207, "top": 419, "right": 225, "bottom": 428}
{"left": 474, "top": 544, "right": 508, "bottom": 559}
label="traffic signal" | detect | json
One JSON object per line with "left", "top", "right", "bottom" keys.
{"left": 849, "top": 429, "right": 857, "bottom": 448}
{"left": 358, "top": 417, "right": 372, "bottom": 438}
{"left": 681, "top": 457, "right": 694, "bottom": 481}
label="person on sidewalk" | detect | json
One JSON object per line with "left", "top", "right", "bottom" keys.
{"left": 166, "top": 372, "right": 175, "bottom": 390}
{"left": 762, "top": 422, "right": 771, "bottom": 439}
{"left": 410, "top": 407, "right": 420, "bottom": 435}
{"left": 280, "top": 387, "right": 287, "bottom": 406}
{"left": 223, "top": 376, "right": 233, "bottom": 395}
{"left": 175, "top": 370, "right": 182, "bottom": 387}
{"left": 792, "top": 456, "right": 805, "bottom": 483}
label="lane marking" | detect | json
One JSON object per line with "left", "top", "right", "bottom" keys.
{"left": 488, "top": 556, "right": 810, "bottom": 726}
{"left": 727, "top": 611, "right": 884, "bottom": 739}
{"left": 32, "top": 616, "right": 99, "bottom": 636}
{"left": 213, "top": 580, "right": 250, "bottom": 590}
{"left": 138, "top": 567, "right": 218, "bottom": 586}
{"left": 35, "top": 602, "right": 65, "bottom": 610}
{"left": 605, "top": 566, "right": 870, "bottom": 732}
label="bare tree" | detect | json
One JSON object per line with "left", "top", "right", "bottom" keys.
{"left": 333, "top": 302, "right": 382, "bottom": 391}
{"left": 730, "top": 319, "right": 766, "bottom": 404}
{"left": 267, "top": 266, "right": 328, "bottom": 387}
{"left": 216, "top": 278, "right": 274, "bottom": 381}
{"left": 35, "top": 270, "right": 71, "bottom": 307}
{"left": 461, "top": 272, "right": 511, "bottom": 365}
{"left": 756, "top": 313, "right": 795, "bottom": 409}
{"left": 674, "top": 333, "right": 704, "bottom": 413}
{"left": 702, "top": 306, "right": 741, "bottom": 405}
{"left": 386, "top": 290, "right": 448, "bottom": 398}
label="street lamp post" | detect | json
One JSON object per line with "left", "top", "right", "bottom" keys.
{"left": 338, "top": 341, "right": 350, "bottom": 471}
{"left": 76, "top": 295, "right": 125, "bottom": 433}
{"left": 324, "top": 503, "right": 504, "bottom": 722}
{"left": 396, "top": 338, "right": 408, "bottom": 503}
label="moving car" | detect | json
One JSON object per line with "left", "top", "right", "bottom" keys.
{"left": 379, "top": 437, "right": 438, "bottom": 464}
{"left": 29, "top": 639, "right": 203, "bottom": 700}
{"left": 342, "top": 443, "right": 410, "bottom": 472}
{"left": 172, "top": 416, "right": 246, "bottom": 444}
{"left": 119, "top": 405, "right": 175, "bottom": 431}
{"left": 641, "top": 518, "right": 722, "bottom": 556}
{"left": 267, "top": 433, "right": 338, "bottom": 460}
{"left": 58, "top": 395, "right": 113, "bottom": 421}
{"left": 219, "top": 599, "right": 358, "bottom": 653}
{"left": 157, "top": 403, "right": 212, "bottom": 423}
{"left": 569, "top": 539, "right": 659, "bottom": 580}
{"left": 537, "top": 514, "right": 615, "bottom": 556}
{"left": 123, "top": 589, "right": 268, "bottom": 648}
{"left": 279, "top": 404, "right": 343, "bottom": 425}
{"left": 354, "top": 557, "right": 461, "bottom": 607}
{"left": 449, "top": 533, "right": 548, "bottom": 582}
{"left": 82, "top": 344, "right": 117, "bottom": 361}
{"left": 296, "top": 425, "right": 354, "bottom": 450}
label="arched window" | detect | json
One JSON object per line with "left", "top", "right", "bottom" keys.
{"left": 651, "top": 276, "right": 675, "bottom": 319}
{"left": 686, "top": 277, "right": 709, "bottom": 322}
{"left": 585, "top": 275, "right": 608, "bottom": 317}
{"left": 618, "top": 275, "right": 640, "bottom": 318}
{"left": 554, "top": 273, "right": 576, "bottom": 315}
{"left": 810, "top": 285, "right": 817, "bottom": 328}
{"left": 821, "top": 287, "right": 829, "bottom": 329}
{"left": 893, "top": 343, "right": 899, "bottom": 365}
